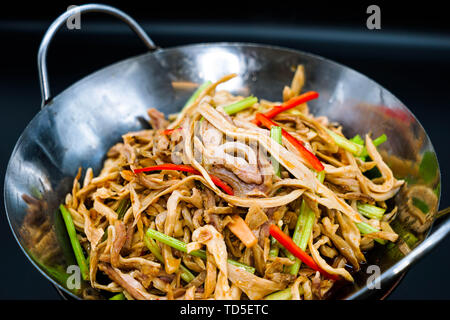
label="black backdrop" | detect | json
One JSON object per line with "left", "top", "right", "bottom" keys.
{"left": 0, "top": 1, "right": 449, "bottom": 299}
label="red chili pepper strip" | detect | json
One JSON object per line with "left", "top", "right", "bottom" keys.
{"left": 161, "top": 127, "right": 182, "bottom": 135}
{"left": 161, "top": 129, "right": 175, "bottom": 135}
{"left": 255, "top": 113, "right": 324, "bottom": 172}
{"left": 133, "top": 164, "right": 234, "bottom": 195}
{"left": 282, "top": 127, "right": 324, "bottom": 172}
{"left": 208, "top": 175, "right": 234, "bottom": 196}
{"left": 252, "top": 91, "right": 319, "bottom": 125}
{"left": 269, "top": 224, "right": 339, "bottom": 281}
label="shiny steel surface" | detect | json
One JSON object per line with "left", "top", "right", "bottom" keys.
{"left": 4, "top": 4, "right": 446, "bottom": 299}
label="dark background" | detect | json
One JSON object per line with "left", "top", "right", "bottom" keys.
{"left": 0, "top": 1, "right": 449, "bottom": 299}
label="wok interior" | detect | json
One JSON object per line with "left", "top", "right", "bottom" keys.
{"left": 4, "top": 44, "right": 440, "bottom": 299}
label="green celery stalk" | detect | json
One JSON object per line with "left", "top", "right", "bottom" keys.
{"left": 356, "top": 222, "right": 386, "bottom": 245}
{"left": 350, "top": 134, "right": 364, "bottom": 145}
{"left": 116, "top": 198, "right": 130, "bottom": 220}
{"left": 316, "top": 170, "right": 326, "bottom": 183}
{"left": 390, "top": 220, "right": 419, "bottom": 248}
{"left": 179, "top": 265, "right": 196, "bottom": 283}
{"left": 270, "top": 126, "right": 283, "bottom": 177}
{"left": 264, "top": 288, "right": 292, "bottom": 300}
{"left": 200, "top": 96, "right": 258, "bottom": 121}
{"left": 357, "top": 203, "right": 386, "bottom": 220}
{"left": 110, "top": 292, "right": 126, "bottom": 300}
{"left": 372, "top": 134, "right": 388, "bottom": 146}
{"left": 359, "top": 134, "right": 387, "bottom": 159}
{"left": 355, "top": 221, "right": 378, "bottom": 234}
{"left": 352, "top": 134, "right": 387, "bottom": 147}
{"left": 183, "top": 81, "right": 212, "bottom": 110}
{"left": 143, "top": 235, "right": 164, "bottom": 261}
{"left": 143, "top": 235, "right": 195, "bottom": 283}
{"left": 288, "top": 171, "right": 324, "bottom": 275}
{"left": 281, "top": 246, "right": 295, "bottom": 261}
{"left": 59, "top": 205, "right": 89, "bottom": 280}
{"left": 269, "top": 236, "right": 279, "bottom": 257}
{"left": 326, "top": 129, "right": 364, "bottom": 156}
{"left": 223, "top": 96, "right": 258, "bottom": 115}
{"left": 297, "top": 204, "right": 316, "bottom": 251}
{"left": 146, "top": 228, "right": 255, "bottom": 274}
{"left": 288, "top": 201, "right": 315, "bottom": 275}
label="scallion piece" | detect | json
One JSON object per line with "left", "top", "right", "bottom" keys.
{"left": 146, "top": 228, "right": 255, "bottom": 274}
{"left": 357, "top": 203, "right": 386, "bottom": 220}
{"left": 59, "top": 205, "right": 89, "bottom": 280}
{"left": 223, "top": 96, "right": 258, "bottom": 115}
{"left": 270, "top": 126, "right": 283, "bottom": 177}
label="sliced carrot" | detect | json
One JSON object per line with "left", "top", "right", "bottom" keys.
{"left": 227, "top": 215, "right": 257, "bottom": 248}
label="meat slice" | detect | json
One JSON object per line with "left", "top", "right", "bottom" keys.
{"left": 147, "top": 108, "right": 169, "bottom": 130}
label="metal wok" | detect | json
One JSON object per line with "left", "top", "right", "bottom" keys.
{"left": 4, "top": 4, "right": 448, "bottom": 300}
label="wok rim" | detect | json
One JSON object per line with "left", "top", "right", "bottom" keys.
{"left": 3, "top": 41, "right": 441, "bottom": 300}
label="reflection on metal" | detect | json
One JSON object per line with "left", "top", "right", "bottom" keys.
{"left": 3, "top": 4, "right": 448, "bottom": 300}
{"left": 20, "top": 194, "right": 65, "bottom": 269}
{"left": 398, "top": 185, "right": 438, "bottom": 233}
{"left": 20, "top": 191, "right": 103, "bottom": 299}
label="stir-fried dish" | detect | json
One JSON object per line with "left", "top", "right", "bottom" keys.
{"left": 61, "top": 66, "right": 404, "bottom": 300}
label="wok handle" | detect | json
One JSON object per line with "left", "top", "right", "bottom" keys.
{"left": 37, "top": 4, "right": 157, "bottom": 108}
